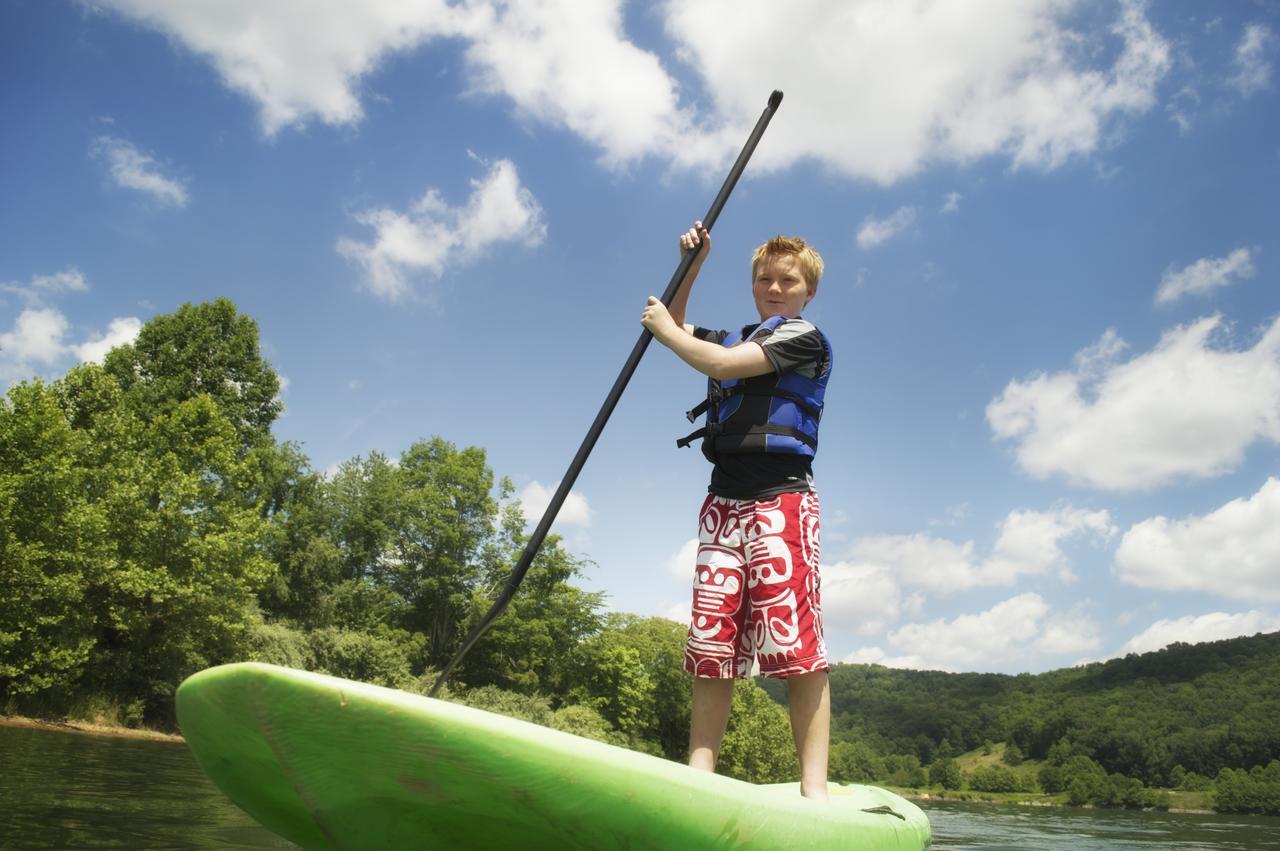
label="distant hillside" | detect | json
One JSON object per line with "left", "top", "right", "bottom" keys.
{"left": 767, "top": 631, "right": 1280, "bottom": 787}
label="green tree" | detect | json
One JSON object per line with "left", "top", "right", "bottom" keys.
{"left": 830, "top": 740, "right": 885, "bottom": 783}
{"left": 970, "top": 764, "right": 1030, "bottom": 793}
{"left": 1214, "top": 761, "right": 1280, "bottom": 814}
{"left": 304, "top": 626, "right": 421, "bottom": 688}
{"left": 319, "top": 438, "right": 604, "bottom": 692}
{"left": 883, "top": 753, "right": 928, "bottom": 787}
{"left": 0, "top": 380, "right": 106, "bottom": 699}
{"left": 1062, "top": 755, "right": 1109, "bottom": 805}
{"left": 2, "top": 345, "right": 279, "bottom": 723}
{"left": 384, "top": 439, "right": 498, "bottom": 658}
{"left": 458, "top": 504, "right": 603, "bottom": 695}
{"left": 454, "top": 685, "right": 620, "bottom": 746}
{"left": 717, "top": 680, "right": 797, "bottom": 784}
{"left": 568, "top": 615, "right": 689, "bottom": 758}
{"left": 103, "top": 297, "right": 281, "bottom": 451}
{"left": 1038, "top": 763, "right": 1064, "bottom": 794}
{"left": 81, "top": 389, "right": 274, "bottom": 717}
{"left": 929, "top": 757, "right": 963, "bottom": 790}
{"left": 255, "top": 442, "right": 344, "bottom": 626}
{"left": 329, "top": 439, "right": 506, "bottom": 665}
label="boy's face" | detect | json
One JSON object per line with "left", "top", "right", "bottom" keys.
{"left": 752, "top": 253, "right": 814, "bottom": 320}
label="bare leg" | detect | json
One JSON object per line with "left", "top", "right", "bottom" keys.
{"left": 688, "top": 677, "right": 735, "bottom": 772}
{"left": 787, "top": 670, "right": 830, "bottom": 801}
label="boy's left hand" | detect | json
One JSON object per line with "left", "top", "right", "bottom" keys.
{"left": 641, "top": 296, "right": 679, "bottom": 341}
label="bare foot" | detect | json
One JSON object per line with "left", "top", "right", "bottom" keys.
{"left": 800, "top": 783, "right": 830, "bottom": 803}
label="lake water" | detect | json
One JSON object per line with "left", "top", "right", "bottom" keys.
{"left": 2, "top": 723, "right": 1278, "bottom": 849}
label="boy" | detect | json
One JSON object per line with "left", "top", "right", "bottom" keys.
{"left": 641, "top": 220, "right": 832, "bottom": 802}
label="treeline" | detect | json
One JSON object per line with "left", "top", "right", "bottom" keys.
{"left": 773, "top": 631, "right": 1280, "bottom": 812}
{"left": 4, "top": 298, "right": 1279, "bottom": 812}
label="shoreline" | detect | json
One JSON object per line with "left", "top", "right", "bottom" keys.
{"left": 901, "top": 790, "right": 1216, "bottom": 816}
{"left": 0, "top": 714, "right": 184, "bottom": 744}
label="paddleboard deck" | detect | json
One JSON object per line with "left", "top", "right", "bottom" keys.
{"left": 177, "top": 663, "right": 931, "bottom": 850}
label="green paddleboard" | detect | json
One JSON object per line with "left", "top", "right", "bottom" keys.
{"left": 177, "top": 663, "right": 931, "bottom": 850}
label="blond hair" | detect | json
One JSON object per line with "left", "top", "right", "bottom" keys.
{"left": 751, "top": 236, "right": 824, "bottom": 290}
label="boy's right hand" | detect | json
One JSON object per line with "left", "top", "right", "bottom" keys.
{"left": 679, "top": 221, "right": 710, "bottom": 258}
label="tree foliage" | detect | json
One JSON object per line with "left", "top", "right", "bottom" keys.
{"left": 1215, "top": 761, "right": 1280, "bottom": 814}
{"left": 568, "top": 614, "right": 690, "bottom": 758}
{"left": 827, "top": 632, "right": 1280, "bottom": 797}
{"left": 0, "top": 379, "right": 104, "bottom": 695}
{"left": 102, "top": 297, "right": 280, "bottom": 450}
{"left": 717, "top": 680, "right": 797, "bottom": 784}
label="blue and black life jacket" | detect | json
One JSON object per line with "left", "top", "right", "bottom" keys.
{"left": 676, "top": 316, "right": 831, "bottom": 463}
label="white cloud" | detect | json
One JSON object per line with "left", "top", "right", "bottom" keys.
{"left": 92, "top": 0, "right": 464, "bottom": 135}
{"left": 1165, "top": 85, "right": 1199, "bottom": 134}
{"left": 850, "top": 505, "right": 1113, "bottom": 594}
{"left": 1118, "top": 610, "right": 1280, "bottom": 656}
{"left": 940, "top": 192, "right": 962, "bottom": 214}
{"left": 853, "top": 593, "right": 1052, "bottom": 672}
{"left": 856, "top": 207, "right": 916, "bottom": 250}
{"left": 667, "top": 0, "right": 1170, "bottom": 182}
{"left": 0, "top": 308, "right": 69, "bottom": 369}
{"left": 984, "top": 507, "right": 1116, "bottom": 584}
{"left": 92, "top": 0, "right": 682, "bottom": 155}
{"left": 1037, "top": 608, "right": 1103, "bottom": 656}
{"left": 1, "top": 269, "right": 90, "bottom": 306}
{"left": 661, "top": 600, "right": 691, "bottom": 626}
{"left": 336, "top": 158, "right": 546, "bottom": 300}
{"left": 460, "top": 1, "right": 685, "bottom": 167}
{"left": 0, "top": 270, "right": 143, "bottom": 385}
{"left": 822, "top": 560, "right": 914, "bottom": 636}
{"left": 516, "top": 479, "right": 591, "bottom": 529}
{"left": 843, "top": 646, "right": 927, "bottom": 670}
{"left": 1155, "top": 247, "right": 1255, "bottom": 304}
{"left": 851, "top": 534, "right": 977, "bottom": 594}
{"left": 930, "top": 502, "right": 970, "bottom": 528}
{"left": 848, "top": 596, "right": 1104, "bottom": 671}
{"left": 988, "top": 316, "right": 1280, "bottom": 491}
{"left": 92, "top": 136, "right": 189, "bottom": 207}
{"left": 1229, "top": 24, "right": 1274, "bottom": 97}
{"left": 667, "top": 537, "right": 699, "bottom": 579}
{"left": 72, "top": 317, "right": 143, "bottom": 364}
{"left": 97, "top": 1, "right": 1170, "bottom": 182}
{"left": 1115, "top": 477, "right": 1280, "bottom": 602}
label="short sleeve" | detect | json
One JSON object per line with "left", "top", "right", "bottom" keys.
{"left": 752, "top": 319, "right": 828, "bottom": 377}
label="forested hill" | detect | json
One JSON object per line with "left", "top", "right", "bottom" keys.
{"left": 805, "top": 630, "right": 1280, "bottom": 788}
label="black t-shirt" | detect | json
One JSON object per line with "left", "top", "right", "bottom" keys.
{"left": 693, "top": 319, "right": 830, "bottom": 500}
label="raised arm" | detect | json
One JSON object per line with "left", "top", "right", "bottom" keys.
{"left": 668, "top": 220, "right": 710, "bottom": 332}
{"left": 642, "top": 219, "right": 775, "bottom": 380}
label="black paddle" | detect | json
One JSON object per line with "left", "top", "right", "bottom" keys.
{"left": 431, "top": 90, "right": 785, "bottom": 696}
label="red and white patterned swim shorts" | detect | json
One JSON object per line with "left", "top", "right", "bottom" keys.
{"left": 684, "top": 491, "right": 828, "bottom": 680}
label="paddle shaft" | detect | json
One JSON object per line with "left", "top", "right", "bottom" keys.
{"left": 431, "top": 90, "right": 784, "bottom": 696}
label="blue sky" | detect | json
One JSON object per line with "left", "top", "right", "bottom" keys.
{"left": 3, "top": 0, "right": 1279, "bottom": 674}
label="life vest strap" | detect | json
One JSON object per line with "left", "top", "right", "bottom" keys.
{"left": 684, "top": 384, "right": 821, "bottom": 425}
{"left": 676, "top": 428, "right": 704, "bottom": 449}
{"left": 677, "top": 422, "right": 816, "bottom": 450}
{"left": 730, "top": 423, "right": 818, "bottom": 449}
{"left": 677, "top": 422, "right": 719, "bottom": 449}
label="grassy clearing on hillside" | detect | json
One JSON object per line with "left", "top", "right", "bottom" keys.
{"left": 954, "top": 742, "right": 1030, "bottom": 771}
